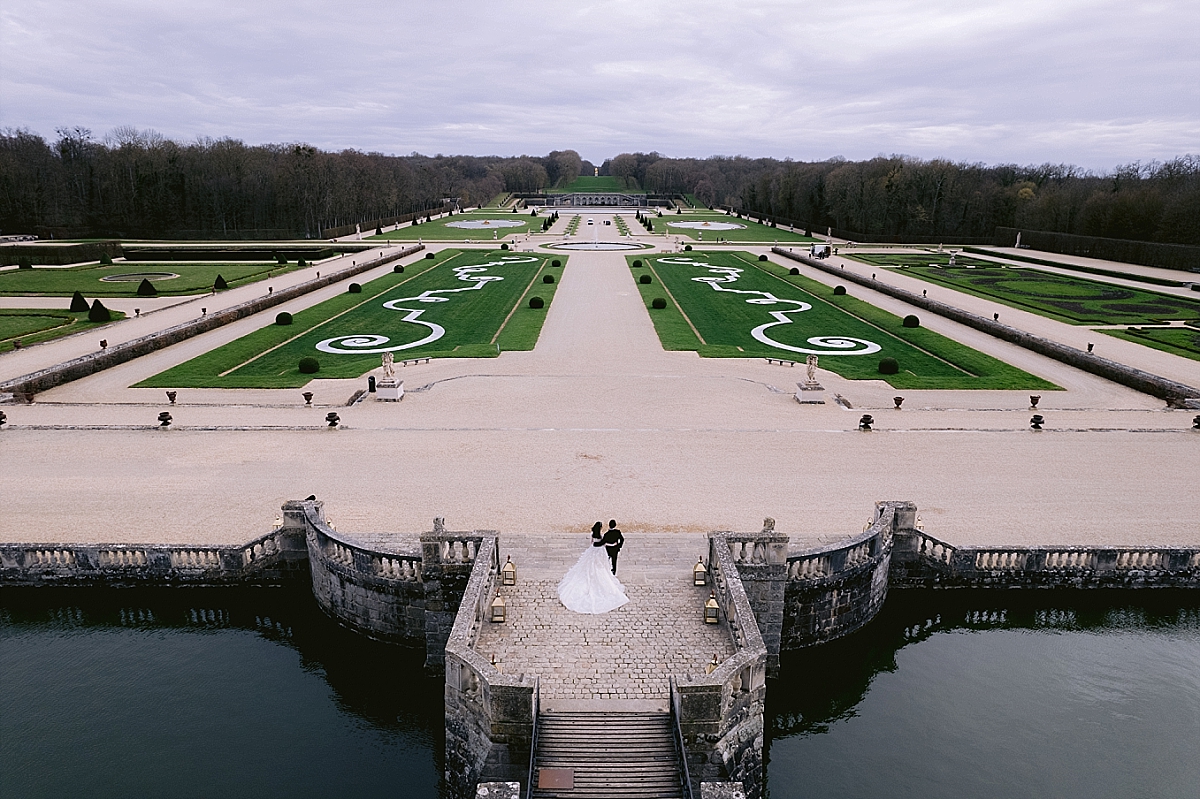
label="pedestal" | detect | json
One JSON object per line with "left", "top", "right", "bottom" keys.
{"left": 377, "top": 378, "right": 403, "bottom": 401}
{"left": 795, "top": 381, "right": 825, "bottom": 404}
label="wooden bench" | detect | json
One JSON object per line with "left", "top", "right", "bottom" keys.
{"left": 401, "top": 357, "right": 431, "bottom": 367}
{"left": 765, "top": 358, "right": 797, "bottom": 367}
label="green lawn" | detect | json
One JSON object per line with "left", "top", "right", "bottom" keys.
{"left": 877, "top": 263, "right": 1200, "bottom": 325}
{"left": 660, "top": 211, "right": 819, "bottom": 243}
{"left": 0, "top": 308, "right": 126, "bottom": 352}
{"left": 138, "top": 249, "right": 564, "bottom": 388}
{"left": 0, "top": 262, "right": 301, "bottom": 297}
{"left": 555, "top": 176, "right": 641, "bottom": 193}
{"left": 1100, "top": 326, "right": 1200, "bottom": 361}
{"left": 370, "top": 211, "right": 537, "bottom": 241}
{"left": 631, "top": 252, "right": 1057, "bottom": 390}
{"left": 845, "top": 253, "right": 997, "bottom": 268}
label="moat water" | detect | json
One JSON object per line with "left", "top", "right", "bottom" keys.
{"left": 2, "top": 588, "right": 1197, "bottom": 799}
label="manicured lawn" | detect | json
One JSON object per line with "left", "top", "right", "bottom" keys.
{"left": 845, "top": 253, "right": 996, "bottom": 268}
{"left": 1100, "top": 326, "right": 1200, "bottom": 361}
{"left": 138, "top": 250, "right": 564, "bottom": 388}
{"left": 0, "top": 308, "right": 126, "bottom": 352}
{"left": 0, "top": 262, "right": 300, "bottom": 297}
{"left": 882, "top": 264, "right": 1200, "bottom": 325}
{"left": 631, "top": 252, "right": 1057, "bottom": 390}
{"left": 370, "top": 212, "right": 538, "bottom": 241}
{"left": 556, "top": 176, "right": 641, "bottom": 193}
{"left": 660, "top": 211, "right": 819, "bottom": 243}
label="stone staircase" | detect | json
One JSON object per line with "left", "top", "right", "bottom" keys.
{"left": 531, "top": 711, "right": 685, "bottom": 799}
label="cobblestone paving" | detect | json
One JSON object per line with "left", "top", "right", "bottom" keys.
{"left": 475, "top": 533, "right": 736, "bottom": 702}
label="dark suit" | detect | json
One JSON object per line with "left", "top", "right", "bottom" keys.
{"left": 601, "top": 528, "right": 624, "bottom": 574}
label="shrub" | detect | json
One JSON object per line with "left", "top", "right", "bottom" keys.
{"left": 639, "top": 274, "right": 652, "bottom": 284}
{"left": 501, "top": 243, "right": 509, "bottom": 250}
{"left": 275, "top": 254, "right": 287, "bottom": 265}
{"left": 551, "top": 259, "right": 561, "bottom": 267}
{"left": 393, "top": 264, "right": 405, "bottom": 273}
{"left": 632, "top": 259, "right": 642, "bottom": 267}
{"left": 214, "top": 274, "right": 228, "bottom": 290}
{"left": 17, "top": 256, "right": 32, "bottom": 269}
{"left": 100, "top": 253, "right": 113, "bottom": 265}
{"left": 297, "top": 258, "right": 307, "bottom": 268}
{"left": 425, "top": 252, "right": 435, "bottom": 259}
{"left": 878, "top": 357, "right": 899, "bottom": 375}
{"left": 651, "top": 297, "right": 667, "bottom": 309}
{"left": 375, "top": 224, "right": 383, "bottom": 235}
{"left": 528, "top": 296, "right": 545, "bottom": 309}
{"left": 542, "top": 274, "right": 554, "bottom": 284}
{"left": 789, "top": 267, "right": 800, "bottom": 275}
{"left": 684, "top": 244, "right": 692, "bottom": 251}
{"left": 298, "top": 356, "right": 320, "bottom": 374}
{"left": 833, "top": 285, "right": 847, "bottom": 295}
{"left": 348, "top": 283, "right": 362, "bottom": 293}
{"left": 903, "top": 314, "right": 920, "bottom": 328}
{"left": 136, "top": 278, "right": 157, "bottom": 296}
{"left": 758, "top": 254, "right": 768, "bottom": 261}
{"left": 70, "top": 291, "right": 89, "bottom": 312}
{"left": 88, "top": 299, "right": 111, "bottom": 323}
{"left": 276, "top": 312, "right": 293, "bottom": 326}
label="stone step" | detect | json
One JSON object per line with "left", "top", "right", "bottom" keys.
{"left": 532, "top": 711, "right": 684, "bottom": 799}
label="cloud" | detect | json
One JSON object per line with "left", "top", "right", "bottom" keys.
{"left": 2, "top": 0, "right": 1196, "bottom": 169}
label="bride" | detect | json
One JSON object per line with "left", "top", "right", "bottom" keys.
{"left": 557, "top": 522, "right": 629, "bottom": 614}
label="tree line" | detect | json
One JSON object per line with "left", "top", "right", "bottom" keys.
{"left": 1, "top": 126, "right": 1195, "bottom": 246}
{"left": 600, "top": 152, "right": 1200, "bottom": 246}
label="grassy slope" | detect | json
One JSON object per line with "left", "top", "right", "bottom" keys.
{"left": 139, "top": 250, "right": 564, "bottom": 388}
{"left": 0, "top": 262, "right": 301, "bottom": 297}
{"left": 661, "top": 211, "right": 819, "bottom": 243}
{"left": 886, "top": 265, "right": 1200, "bottom": 325}
{"left": 1099, "top": 326, "right": 1200, "bottom": 361}
{"left": 0, "top": 309, "right": 126, "bottom": 352}
{"left": 631, "top": 252, "right": 1057, "bottom": 390}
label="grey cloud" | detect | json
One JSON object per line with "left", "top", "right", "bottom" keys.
{"left": 1, "top": 0, "right": 1196, "bottom": 168}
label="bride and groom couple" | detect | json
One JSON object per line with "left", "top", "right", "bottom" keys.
{"left": 556, "top": 520, "right": 629, "bottom": 615}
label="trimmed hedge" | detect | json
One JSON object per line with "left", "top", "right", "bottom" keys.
{"left": 88, "top": 299, "right": 111, "bottom": 323}
{"left": 632, "top": 259, "right": 642, "bottom": 267}
{"left": 903, "top": 314, "right": 920, "bottom": 328}
{"left": 529, "top": 296, "right": 545, "bottom": 309}
{"left": 651, "top": 297, "right": 666, "bottom": 309}
{"left": 543, "top": 274, "right": 554, "bottom": 283}
{"left": 393, "top": 264, "right": 405, "bottom": 273}
{"left": 551, "top": 259, "right": 562, "bottom": 267}
{"left": 70, "top": 291, "right": 89, "bottom": 312}
{"left": 500, "top": 243, "right": 509, "bottom": 250}
{"left": 425, "top": 252, "right": 435, "bottom": 259}
{"left": 758, "top": 254, "right": 768, "bottom": 261}
{"left": 789, "top": 267, "right": 799, "bottom": 275}
{"left": 276, "top": 312, "right": 293, "bottom": 326}
{"left": 639, "top": 274, "right": 652, "bottom": 284}
{"left": 136, "top": 278, "right": 157, "bottom": 296}
{"left": 214, "top": 274, "right": 228, "bottom": 290}
{"left": 833, "top": 285, "right": 847, "bottom": 295}
{"left": 878, "top": 357, "right": 899, "bottom": 375}
{"left": 348, "top": 283, "right": 362, "bottom": 293}
{"left": 298, "top": 356, "right": 320, "bottom": 374}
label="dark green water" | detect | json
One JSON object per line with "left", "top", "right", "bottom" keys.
{"left": 2, "top": 589, "right": 1198, "bottom": 799}
{"left": 768, "top": 590, "right": 1200, "bottom": 799}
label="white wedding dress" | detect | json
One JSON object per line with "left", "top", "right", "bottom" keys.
{"left": 557, "top": 542, "right": 629, "bottom": 614}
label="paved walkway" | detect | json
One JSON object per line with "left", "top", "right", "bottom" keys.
{"left": 2, "top": 221, "right": 1198, "bottom": 551}
{"left": 476, "top": 533, "right": 732, "bottom": 710}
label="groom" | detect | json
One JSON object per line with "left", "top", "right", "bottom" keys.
{"left": 601, "top": 519, "right": 624, "bottom": 575}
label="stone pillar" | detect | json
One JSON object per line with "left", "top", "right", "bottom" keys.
{"left": 421, "top": 525, "right": 492, "bottom": 673}
{"left": 724, "top": 522, "right": 788, "bottom": 676}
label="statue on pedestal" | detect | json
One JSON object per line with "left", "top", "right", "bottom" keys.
{"left": 382, "top": 352, "right": 395, "bottom": 378}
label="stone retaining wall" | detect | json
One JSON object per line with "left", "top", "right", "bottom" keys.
{"left": 0, "top": 244, "right": 423, "bottom": 398}
{"left": 771, "top": 247, "right": 1200, "bottom": 404}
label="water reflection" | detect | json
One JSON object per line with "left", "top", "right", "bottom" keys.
{"left": 0, "top": 586, "right": 445, "bottom": 799}
{"left": 768, "top": 590, "right": 1200, "bottom": 799}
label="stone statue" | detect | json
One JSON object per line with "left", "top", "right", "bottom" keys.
{"left": 806, "top": 354, "right": 818, "bottom": 384}
{"left": 762, "top": 517, "right": 775, "bottom": 534}
{"left": 949, "top": 252, "right": 957, "bottom": 267}
{"left": 382, "top": 352, "right": 395, "bottom": 377}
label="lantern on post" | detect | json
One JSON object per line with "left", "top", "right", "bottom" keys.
{"left": 501, "top": 556, "right": 517, "bottom": 586}
{"left": 705, "top": 654, "right": 720, "bottom": 675}
{"left": 490, "top": 593, "right": 507, "bottom": 623}
{"left": 704, "top": 591, "right": 720, "bottom": 624}
{"left": 693, "top": 557, "right": 708, "bottom": 586}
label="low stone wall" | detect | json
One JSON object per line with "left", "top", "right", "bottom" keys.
{"left": 675, "top": 534, "right": 769, "bottom": 799}
{"left": 779, "top": 501, "right": 909, "bottom": 650}
{"left": 0, "top": 244, "right": 423, "bottom": 398}
{"left": 891, "top": 529, "right": 1200, "bottom": 588}
{"left": 771, "top": 247, "right": 1200, "bottom": 404}
{"left": 444, "top": 536, "right": 535, "bottom": 797}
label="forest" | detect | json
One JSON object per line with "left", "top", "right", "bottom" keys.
{"left": 1, "top": 127, "right": 1196, "bottom": 248}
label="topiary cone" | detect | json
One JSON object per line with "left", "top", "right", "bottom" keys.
{"left": 70, "top": 291, "right": 89, "bottom": 312}
{"left": 214, "top": 275, "right": 228, "bottom": 290}
{"left": 88, "top": 299, "right": 111, "bottom": 323}
{"left": 136, "top": 278, "right": 157, "bottom": 296}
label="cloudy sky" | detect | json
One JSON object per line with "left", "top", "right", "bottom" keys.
{"left": 2, "top": 0, "right": 1197, "bottom": 169}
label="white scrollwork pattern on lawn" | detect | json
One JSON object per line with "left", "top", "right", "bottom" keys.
{"left": 657, "top": 257, "right": 881, "bottom": 356}
{"left": 316, "top": 256, "right": 538, "bottom": 354}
